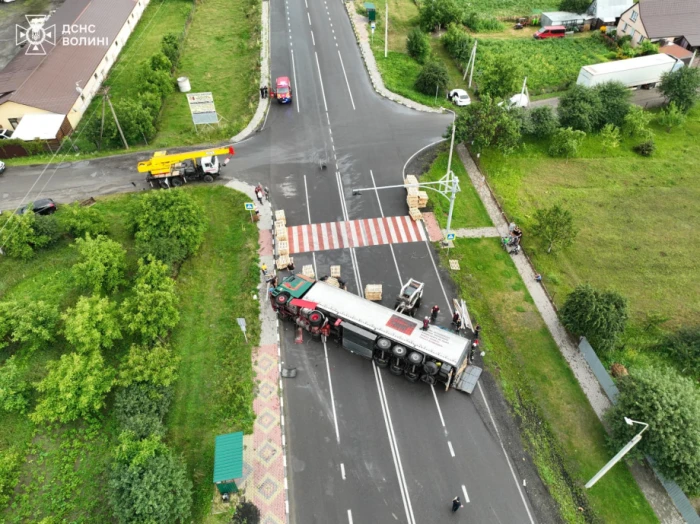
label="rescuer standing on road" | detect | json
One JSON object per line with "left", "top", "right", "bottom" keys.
{"left": 422, "top": 316, "right": 430, "bottom": 330}
{"left": 452, "top": 496, "right": 463, "bottom": 512}
{"left": 431, "top": 304, "right": 440, "bottom": 322}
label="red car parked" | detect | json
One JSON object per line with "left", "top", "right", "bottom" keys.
{"left": 533, "top": 25, "right": 566, "bottom": 39}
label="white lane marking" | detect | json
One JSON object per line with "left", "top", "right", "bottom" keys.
{"left": 386, "top": 216, "right": 399, "bottom": 243}
{"left": 370, "top": 169, "right": 402, "bottom": 281}
{"left": 448, "top": 441, "right": 455, "bottom": 457}
{"left": 337, "top": 51, "right": 356, "bottom": 110}
{"left": 312, "top": 251, "right": 318, "bottom": 281}
{"left": 292, "top": 225, "right": 299, "bottom": 253}
{"left": 349, "top": 220, "right": 359, "bottom": 248}
{"left": 339, "top": 220, "right": 349, "bottom": 248}
{"left": 311, "top": 223, "right": 320, "bottom": 251}
{"left": 347, "top": 509, "right": 353, "bottom": 524}
{"left": 302, "top": 227, "right": 310, "bottom": 253}
{"left": 321, "top": 222, "right": 330, "bottom": 250}
{"left": 417, "top": 220, "right": 427, "bottom": 241}
{"left": 377, "top": 217, "right": 389, "bottom": 244}
{"left": 341, "top": 463, "right": 346, "bottom": 480}
{"left": 462, "top": 484, "right": 471, "bottom": 504}
{"left": 304, "top": 0, "right": 307, "bottom": 6}
{"left": 402, "top": 139, "right": 448, "bottom": 180}
{"left": 311, "top": 30, "right": 315, "bottom": 46}
{"left": 369, "top": 170, "right": 385, "bottom": 217}
{"left": 314, "top": 53, "right": 329, "bottom": 113}
{"left": 303, "top": 175, "right": 312, "bottom": 223}
{"left": 403, "top": 216, "right": 418, "bottom": 242}
{"left": 394, "top": 216, "right": 408, "bottom": 243}
{"left": 430, "top": 384, "right": 446, "bottom": 427}
{"left": 331, "top": 221, "right": 339, "bottom": 249}
{"left": 335, "top": 171, "right": 363, "bottom": 293}
{"left": 307, "top": 12, "right": 311, "bottom": 24}
{"left": 422, "top": 237, "right": 452, "bottom": 314}
{"left": 326, "top": 112, "right": 330, "bottom": 125}
{"left": 368, "top": 218, "right": 378, "bottom": 245}
{"left": 478, "top": 382, "right": 535, "bottom": 523}
{"left": 358, "top": 221, "right": 369, "bottom": 246}
{"left": 322, "top": 337, "right": 341, "bottom": 443}
{"left": 291, "top": 50, "right": 300, "bottom": 113}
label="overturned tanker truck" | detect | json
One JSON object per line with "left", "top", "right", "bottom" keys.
{"left": 270, "top": 274, "right": 482, "bottom": 393}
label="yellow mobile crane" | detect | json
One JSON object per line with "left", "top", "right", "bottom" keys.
{"left": 137, "top": 146, "right": 235, "bottom": 188}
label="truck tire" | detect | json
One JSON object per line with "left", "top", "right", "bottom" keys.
{"left": 158, "top": 179, "right": 169, "bottom": 189}
{"left": 408, "top": 352, "right": 423, "bottom": 365}
{"left": 405, "top": 371, "right": 420, "bottom": 383}
{"left": 308, "top": 310, "right": 324, "bottom": 326}
{"left": 392, "top": 345, "right": 407, "bottom": 358}
{"left": 376, "top": 338, "right": 392, "bottom": 351}
{"left": 423, "top": 361, "right": 439, "bottom": 376}
{"left": 421, "top": 374, "right": 436, "bottom": 385}
{"left": 171, "top": 176, "right": 184, "bottom": 187}
{"left": 275, "top": 292, "right": 291, "bottom": 306}
{"left": 203, "top": 174, "right": 214, "bottom": 183}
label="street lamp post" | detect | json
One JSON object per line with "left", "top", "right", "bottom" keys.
{"left": 585, "top": 417, "right": 649, "bottom": 489}
{"left": 444, "top": 121, "right": 457, "bottom": 241}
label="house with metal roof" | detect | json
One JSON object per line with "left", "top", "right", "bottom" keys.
{"left": 0, "top": 0, "right": 150, "bottom": 139}
{"left": 616, "top": 0, "right": 700, "bottom": 49}
{"left": 587, "top": 0, "right": 634, "bottom": 25}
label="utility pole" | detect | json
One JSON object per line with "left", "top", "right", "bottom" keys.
{"left": 384, "top": 0, "right": 388, "bottom": 58}
{"left": 463, "top": 40, "right": 477, "bottom": 86}
{"left": 98, "top": 93, "right": 106, "bottom": 151}
{"left": 105, "top": 90, "right": 129, "bottom": 150}
{"left": 444, "top": 121, "right": 457, "bottom": 239}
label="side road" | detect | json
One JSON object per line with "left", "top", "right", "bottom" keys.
{"left": 530, "top": 87, "right": 667, "bottom": 110}
{"left": 455, "top": 144, "right": 684, "bottom": 524}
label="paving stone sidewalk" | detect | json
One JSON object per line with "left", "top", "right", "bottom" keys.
{"left": 455, "top": 144, "right": 684, "bottom": 524}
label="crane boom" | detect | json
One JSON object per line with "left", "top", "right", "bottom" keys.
{"left": 137, "top": 146, "right": 234, "bottom": 174}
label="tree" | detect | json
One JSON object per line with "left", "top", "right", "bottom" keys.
{"left": 139, "top": 66, "right": 174, "bottom": 100}
{"left": 0, "top": 212, "right": 51, "bottom": 260}
{"left": 637, "top": 40, "right": 659, "bottom": 56}
{"left": 115, "top": 383, "right": 173, "bottom": 438}
{"left": 561, "top": 284, "right": 629, "bottom": 352}
{"left": 600, "top": 123, "right": 621, "bottom": 151}
{"left": 0, "top": 300, "right": 59, "bottom": 353}
{"left": 453, "top": 95, "right": 522, "bottom": 154}
{"left": 128, "top": 190, "right": 206, "bottom": 263}
{"left": 62, "top": 295, "right": 122, "bottom": 352}
{"left": 0, "top": 447, "right": 22, "bottom": 511}
{"left": 623, "top": 105, "right": 652, "bottom": 138}
{"left": 419, "top": 0, "right": 461, "bottom": 32}
{"left": 657, "top": 102, "right": 686, "bottom": 132}
{"left": 531, "top": 204, "right": 577, "bottom": 253}
{"left": 548, "top": 127, "right": 586, "bottom": 159}
{"left": 72, "top": 234, "right": 127, "bottom": 294}
{"left": 121, "top": 256, "right": 179, "bottom": 343}
{"left": 109, "top": 433, "right": 192, "bottom": 524}
{"left": 441, "top": 23, "right": 471, "bottom": 63}
{"left": 406, "top": 28, "right": 430, "bottom": 64}
{"left": 606, "top": 366, "right": 700, "bottom": 495}
{"left": 526, "top": 106, "right": 558, "bottom": 139}
{"left": 161, "top": 33, "right": 181, "bottom": 66}
{"left": 119, "top": 342, "right": 179, "bottom": 388}
{"left": 595, "top": 82, "right": 631, "bottom": 128}
{"left": 558, "top": 84, "right": 603, "bottom": 133}
{"left": 655, "top": 326, "right": 700, "bottom": 378}
{"left": 477, "top": 53, "right": 522, "bottom": 100}
{"left": 415, "top": 60, "right": 449, "bottom": 96}
{"left": 232, "top": 501, "right": 261, "bottom": 524}
{"left": 57, "top": 202, "right": 108, "bottom": 238}
{"left": 659, "top": 66, "right": 700, "bottom": 112}
{"left": 149, "top": 52, "right": 172, "bottom": 72}
{"left": 0, "top": 356, "right": 30, "bottom": 414}
{"left": 32, "top": 351, "right": 115, "bottom": 424}
{"left": 33, "top": 215, "right": 63, "bottom": 247}
{"left": 559, "top": 0, "right": 591, "bottom": 12}
{"left": 113, "top": 99, "right": 156, "bottom": 145}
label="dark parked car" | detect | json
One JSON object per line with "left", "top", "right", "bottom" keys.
{"left": 17, "top": 198, "right": 57, "bottom": 215}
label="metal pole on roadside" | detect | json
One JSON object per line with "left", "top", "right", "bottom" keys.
{"left": 445, "top": 122, "right": 457, "bottom": 239}
{"left": 435, "top": 84, "right": 439, "bottom": 104}
{"left": 384, "top": 0, "right": 388, "bottom": 58}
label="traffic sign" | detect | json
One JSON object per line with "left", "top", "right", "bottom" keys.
{"left": 447, "top": 233, "right": 456, "bottom": 241}
{"left": 245, "top": 202, "right": 255, "bottom": 210}
{"left": 371, "top": 22, "right": 376, "bottom": 30}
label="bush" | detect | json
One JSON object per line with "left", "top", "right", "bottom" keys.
{"left": 558, "top": 84, "right": 603, "bottom": 133}
{"left": 606, "top": 366, "right": 700, "bottom": 495}
{"left": 161, "top": 33, "right": 181, "bottom": 66}
{"left": 453, "top": 95, "right": 522, "bottom": 154}
{"left": 418, "top": 0, "right": 461, "bottom": 32}
{"left": 595, "top": 81, "right": 631, "bottom": 128}
{"left": 140, "top": 66, "right": 174, "bottom": 101}
{"left": 113, "top": 99, "right": 157, "bottom": 145}
{"left": 33, "top": 214, "right": 63, "bottom": 246}
{"left": 115, "top": 383, "right": 173, "bottom": 438}
{"left": 655, "top": 326, "right": 700, "bottom": 378}
{"left": 559, "top": 0, "right": 590, "bottom": 11}
{"left": 406, "top": 28, "right": 431, "bottom": 64}
{"left": 463, "top": 12, "right": 503, "bottom": 32}
{"left": 623, "top": 105, "right": 652, "bottom": 138}
{"left": 600, "top": 123, "right": 621, "bottom": 151}
{"left": 526, "top": 106, "right": 558, "bottom": 138}
{"left": 637, "top": 39, "right": 659, "bottom": 56}
{"left": 149, "top": 52, "right": 172, "bottom": 73}
{"left": 531, "top": 203, "right": 577, "bottom": 253}
{"left": 441, "top": 23, "right": 471, "bottom": 63}
{"left": 62, "top": 295, "right": 122, "bottom": 352}
{"left": 657, "top": 102, "right": 686, "bottom": 132}
{"left": 633, "top": 139, "right": 655, "bottom": 156}
{"left": 232, "top": 501, "right": 261, "bottom": 524}
{"left": 0, "top": 356, "right": 30, "bottom": 414}
{"left": 72, "top": 234, "right": 127, "bottom": 294}
{"left": 0, "top": 212, "right": 51, "bottom": 260}
{"left": 0, "top": 300, "right": 59, "bottom": 353}
{"left": 548, "top": 127, "right": 586, "bottom": 158}
{"left": 561, "top": 283, "right": 629, "bottom": 352}
{"left": 415, "top": 60, "right": 449, "bottom": 96}
{"left": 0, "top": 448, "right": 22, "bottom": 511}
{"left": 119, "top": 342, "right": 179, "bottom": 388}
{"left": 659, "top": 66, "right": 700, "bottom": 112}
{"left": 57, "top": 203, "right": 108, "bottom": 238}
{"left": 32, "top": 351, "right": 115, "bottom": 424}
{"left": 128, "top": 190, "right": 206, "bottom": 263}
{"left": 477, "top": 52, "right": 522, "bottom": 100}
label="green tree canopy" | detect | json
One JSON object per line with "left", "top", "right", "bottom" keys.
{"left": 0, "top": 356, "right": 30, "bottom": 414}
{"left": 441, "top": 23, "right": 471, "bottom": 63}
{"left": 559, "top": 0, "right": 592, "bottom": 13}
{"left": 606, "top": 366, "right": 700, "bottom": 495}
{"left": 595, "top": 82, "right": 631, "bottom": 128}
{"left": 453, "top": 95, "right": 522, "bottom": 154}
{"left": 406, "top": 28, "right": 431, "bottom": 64}
{"left": 0, "top": 212, "right": 51, "bottom": 260}
{"left": 119, "top": 342, "right": 179, "bottom": 388}
{"left": 115, "top": 383, "right": 173, "bottom": 439}
{"left": 561, "top": 283, "right": 629, "bottom": 352}
{"left": 525, "top": 106, "right": 558, "bottom": 139}
{"left": 623, "top": 105, "right": 652, "bottom": 138}
{"left": 72, "top": 234, "right": 127, "bottom": 294}
{"left": 419, "top": 0, "right": 461, "bottom": 32}
{"left": 477, "top": 53, "right": 523, "bottom": 100}
{"left": 57, "top": 202, "right": 108, "bottom": 238}
{"left": 655, "top": 326, "right": 700, "bottom": 379}
{"left": 548, "top": 127, "right": 586, "bottom": 159}
{"left": 415, "top": 60, "right": 450, "bottom": 96}
{"left": 659, "top": 66, "right": 700, "bottom": 112}
{"left": 558, "top": 84, "right": 603, "bottom": 133}
{"left": 531, "top": 204, "right": 577, "bottom": 253}
{"left": 0, "top": 300, "right": 59, "bottom": 353}
{"left": 62, "top": 295, "right": 122, "bottom": 352}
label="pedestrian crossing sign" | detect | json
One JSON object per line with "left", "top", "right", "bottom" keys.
{"left": 245, "top": 203, "right": 255, "bottom": 210}
{"left": 447, "top": 233, "right": 456, "bottom": 241}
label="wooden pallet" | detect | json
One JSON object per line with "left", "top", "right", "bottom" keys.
{"left": 409, "top": 208, "right": 423, "bottom": 221}
{"left": 275, "top": 222, "right": 288, "bottom": 241}
{"left": 404, "top": 175, "right": 418, "bottom": 187}
{"left": 407, "top": 195, "right": 419, "bottom": 208}
{"left": 278, "top": 241, "right": 289, "bottom": 256}
{"left": 417, "top": 191, "right": 429, "bottom": 207}
{"left": 302, "top": 265, "right": 315, "bottom": 279}
{"left": 330, "top": 265, "right": 341, "bottom": 278}
{"left": 365, "top": 284, "right": 382, "bottom": 301}
{"left": 275, "top": 210, "right": 286, "bottom": 225}
{"left": 325, "top": 276, "right": 340, "bottom": 288}
{"left": 276, "top": 255, "right": 292, "bottom": 270}
{"left": 407, "top": 186, "right": 419, "bottom": 196}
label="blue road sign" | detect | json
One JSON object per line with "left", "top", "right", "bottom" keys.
{"left": 447, "top": 233, "right": 456, "bottom": 241}
{"left": 245, "top": 202, "right": 255, "bottom": 210}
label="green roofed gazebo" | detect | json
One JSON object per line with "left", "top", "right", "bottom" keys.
{"left": 213, "top": 431, "right": 244, "bottom": 494}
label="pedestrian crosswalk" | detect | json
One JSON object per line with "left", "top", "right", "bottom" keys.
{"left": 285, "top": 216, "right": 427, "bottom": 254}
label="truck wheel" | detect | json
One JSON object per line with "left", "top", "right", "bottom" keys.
{"left": 171, "top": 176, "right": 184, "bottom": 187}
{"left": 423, "top": 361, "right": 439, "bottom": 376}
{"left": 392, "top": 345, "right": 407, "bottom": 358}
{"left": 376, "top": 338, "right": 392, "bottom": 351}
{"left": 308, "top": 310, "right": 324, "bottom": 326}
{"left": 275, "top": 292, "right": 291, "bottom": 306}
{"left": 421, "top": 374, "right": 436, "bottom": 385}
{"left": 158, "top": 179, "right": 169, "bottom": 189}
{"left": 405, "top": 372, "right": 420, "bottom": 383}
{"left": 203, "top": 174, "right": 214, "bottom": 183}
{"left": 408, "top": 352, "right": 423, "bottom": 365}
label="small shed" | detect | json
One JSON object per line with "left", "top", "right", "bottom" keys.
{"left": 213, "top": 432, "right": 244, "bottom": 495}
{"left": 587, "top": 0, "right": 633, "bottom": 25}
{"left": 363, "top": 2, "right": 376, "bottom": 22}
{"left": 660, "top": 44, "right": 694, "bottom": 66}
{"left": 540, "top": 11, "right": 595, "bottom": 28}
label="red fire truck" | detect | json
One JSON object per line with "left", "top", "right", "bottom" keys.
{"left": 271, "top": 76, "right": 293, "bottom": 104}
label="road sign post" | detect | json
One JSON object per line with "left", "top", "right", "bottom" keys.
{"left": 236, "top": 318, "right": 248, "bottom": 343}
{"left": 446, "top": 232, "right": 455, "bottom": 255}
{"left": 245, "top": 202, "right": 255, "bottom": 222}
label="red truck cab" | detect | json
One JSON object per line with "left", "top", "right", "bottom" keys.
{"left": 533, "top": 26, "right": 566, "bottom": 39}
{"left": 272, "top": 76, "right": 292, "bottom": 104}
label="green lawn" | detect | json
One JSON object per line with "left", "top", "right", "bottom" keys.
{"left": 0, "top": 186, "right": 259, "bottom": 522}
{"left": 446, "top": 238, "right": 657, "bottom": 524}
{"left": 455, "top": 0, "right": 558, "bottom": 17}
{"left": 419, "top": 148, "right": 492, "bottom": 229}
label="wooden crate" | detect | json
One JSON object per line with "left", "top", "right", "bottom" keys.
{"left": 407, "top": 186, "right": 419, "bottom": 196}
{"left": 278, "top": 241, "right": 289, "bottom": 256}
{"left": 407, "top": 195, "right": 419, "bottom": 208}
{"left": 276, "top": 255, "right": 292, "bottom": 270}
{"left": 275, "top": 210, "right": 286, "bottom": 224}
{"left": 404, "top": 175, "right": 418, "bottom": 187}
{"left": 365, "top": 284, "right": 382, "bottom": 301}
{"left": 325, "top": 276, "right": 340, "bottom": 288}
{"left": 302, "top": 265, "right": 315, "bottom": 279}
{"left": 409, "top": 208, "right": 423, "bottom": 221}
{"left": 330, "top": 265, "right": 341, "bottom": 278}
{"left": 417, "top": 191, "right": 429, "bottom": 207}
{"left": 275, "top": 223, "right": 288, "bottom": 241}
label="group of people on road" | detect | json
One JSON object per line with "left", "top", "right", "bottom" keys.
{"left": 255, "top": 183, "right": 270, "bottom": 205}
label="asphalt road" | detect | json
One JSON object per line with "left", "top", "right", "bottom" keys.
{"left": 530, "top": 86, "right": 667, "bottom": 109}
{"left": 0, "top": 0, "right": 557, "bottom": 522}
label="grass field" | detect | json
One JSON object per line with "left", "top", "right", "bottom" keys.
{"left": 0, "top": 186, "right": 259, "bottom": 522}
{"left": 456, "top": 0, "right": 558, "bottom": 18}
{"left": 445, "top": 238, "right": 657, "bottom": 523}
{"left": 419, "top": 148, "right": 492, "bottom": 229}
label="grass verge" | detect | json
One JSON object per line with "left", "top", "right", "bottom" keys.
{"left": 445, "top": 238, "right": 657, "bottom": 523}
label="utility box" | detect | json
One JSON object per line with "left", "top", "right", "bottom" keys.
{"left": 364, "top": 2, "right": 376, "bottom": 21}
